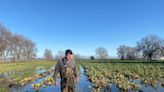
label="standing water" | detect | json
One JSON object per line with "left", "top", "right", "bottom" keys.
{"left": 9, "top": 66, "right": 92, "bottom": 92}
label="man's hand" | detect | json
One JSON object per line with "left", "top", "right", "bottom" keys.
{"left": 55, "top": 81, "right": 58, "bottom": 86}
{"left": 76, "top": 77, "right": 80, "bottom": 83}
{"left": 52, "top": 79, "right": 58, "bottom": 86}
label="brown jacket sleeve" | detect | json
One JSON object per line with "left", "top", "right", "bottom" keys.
{"left": 74, "top": 60, "right": 79, "bottom": 79}
{"left": 74, "top": 65, "right": 79, "bottom": 78}
{"left": 53, "top": 59, "right": 61, "bottom": 81}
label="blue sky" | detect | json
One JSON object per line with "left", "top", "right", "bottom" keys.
{"left": 0, "top": 0, "right": 164, "bottom": 57}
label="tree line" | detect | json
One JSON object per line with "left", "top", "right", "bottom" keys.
{"left": 3, "top": 22, "right": 162, "bottom": 61}
{"left": 90, "top": 35, "right": 164, "bottom": 61}
{"left": 117, "top": 35, "right": 164, "bottom": 61}
{"left": 44, "top": 35, "right": 164, "bottom": 61}
{"left": 0, "top": 24, "right": 37, "bottom": 62}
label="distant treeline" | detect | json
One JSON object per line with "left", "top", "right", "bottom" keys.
{"left": 0, "top": 24, "right": 37, "bottom": 62}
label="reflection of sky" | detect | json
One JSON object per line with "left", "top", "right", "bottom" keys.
{"left": 9, "top": 66, "right": 164, "bottom": 92}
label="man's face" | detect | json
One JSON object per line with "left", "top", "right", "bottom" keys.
{"left": 66, "top": 54, "right": 73, "bottom": 61}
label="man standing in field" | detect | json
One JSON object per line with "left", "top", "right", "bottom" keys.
{"left": 53, "top": 49, "right": 79, "bottom": 92}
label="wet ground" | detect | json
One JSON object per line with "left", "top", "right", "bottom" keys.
{"left": 0, "top": 66, "right": 164, "bottom": 92}
{"left": 9, "top": 66, "right": 93, "bottom": 92}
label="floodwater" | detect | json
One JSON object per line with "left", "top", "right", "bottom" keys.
{"left": 0, "top": 66, "right": 164, "bottom": 92}
{"left": 9, "top": 66, "right": 93, "bottom": 92}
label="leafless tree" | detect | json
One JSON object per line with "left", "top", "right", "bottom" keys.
{"left": 137, "top": 35, "right": 164, "bottom": 61}
{"left": 11, "top": 34, "right": 27, "bottom": 61}
{"left": 44, "top": 48, "right": 53, "bottom": 60}
{"left": 95, "top": 47, "right": 109, "bottom": 59}
{"left": 0, "top": 24, "right": 13, "bottom": 61}
{"left": 126, "top": 47, "right": 140, "bottom": 60}
{"left": 0, "top": 23, "right": 37, "bottom": 62}
{"left": 23, "top": 39, "right": 37, "bottom": 60}
{"left": 117, "top": 45, "right": 140, "bottom": 60}
{"left": 117, "top": 45, "right": 128, "bottom": 60}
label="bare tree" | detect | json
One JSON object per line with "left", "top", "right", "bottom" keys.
{"left": 126, "top": 47, "right": 140, "bottom": 60}
{"left": 117, "top": 45, "right": 140, "bottom": 60}
{"left": 137, "top": 35, "right": 164, "bottom": 61}
{"left": 23, "top": 39, "right": 37, "bottom": 60}
{"left": 117, "top": 45, "right": 128, "bottom": 60}
{"left": 11, "top": 34, "right": 26, "bottom": 61}
{"left": 0, "top": 23, "right": 38, "bottom": 62}
{"left": 44, "top": 48, "right": 53, "bottom": 60}
{"left": 161, "top": 46, "right": 164, "bottom": 56}
{"left": 0, "top": 24, "right": 13, "bottom": 61}
{"left": 95, "top": 47, "right": 109, "bottom": 59}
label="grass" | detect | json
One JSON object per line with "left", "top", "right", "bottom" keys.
{"left": 0, "top": 60, "right": 56, "bottom": 82}
{"left": 0, "top": 88, "right": 5, "bottom": 92}
{"left": 2, "top": 59, "right": 163, "bottom": 92}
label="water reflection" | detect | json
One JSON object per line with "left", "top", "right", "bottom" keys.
{"left": 1, "top": 66, "right": 163, "bottom": 92}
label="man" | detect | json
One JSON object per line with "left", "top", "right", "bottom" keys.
{"left": 53, "top": 49, "right": 79, "bottom": 92}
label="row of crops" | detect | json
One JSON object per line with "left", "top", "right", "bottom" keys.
{"left": 80, "top": 61, "right": 164, "bottom": 92}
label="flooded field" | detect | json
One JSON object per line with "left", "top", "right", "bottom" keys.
{"left": 1, "top": 61, "right": 164, "bottom": 92}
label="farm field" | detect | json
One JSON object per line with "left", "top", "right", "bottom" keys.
{"left": 0, "top": 60, "right": 164, "bottom": 92}
{"left": 80, "top": 60, "right": 164, "bottom": 92}
{"left": 0, "top": 61, "right": 56, "bottom": 92}
{"left": 1, "top": 0, "right": 164, "bottom": 92}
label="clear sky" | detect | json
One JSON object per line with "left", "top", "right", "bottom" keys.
{"left": 0, "top": 0, "right": 164, "bottom": 57}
